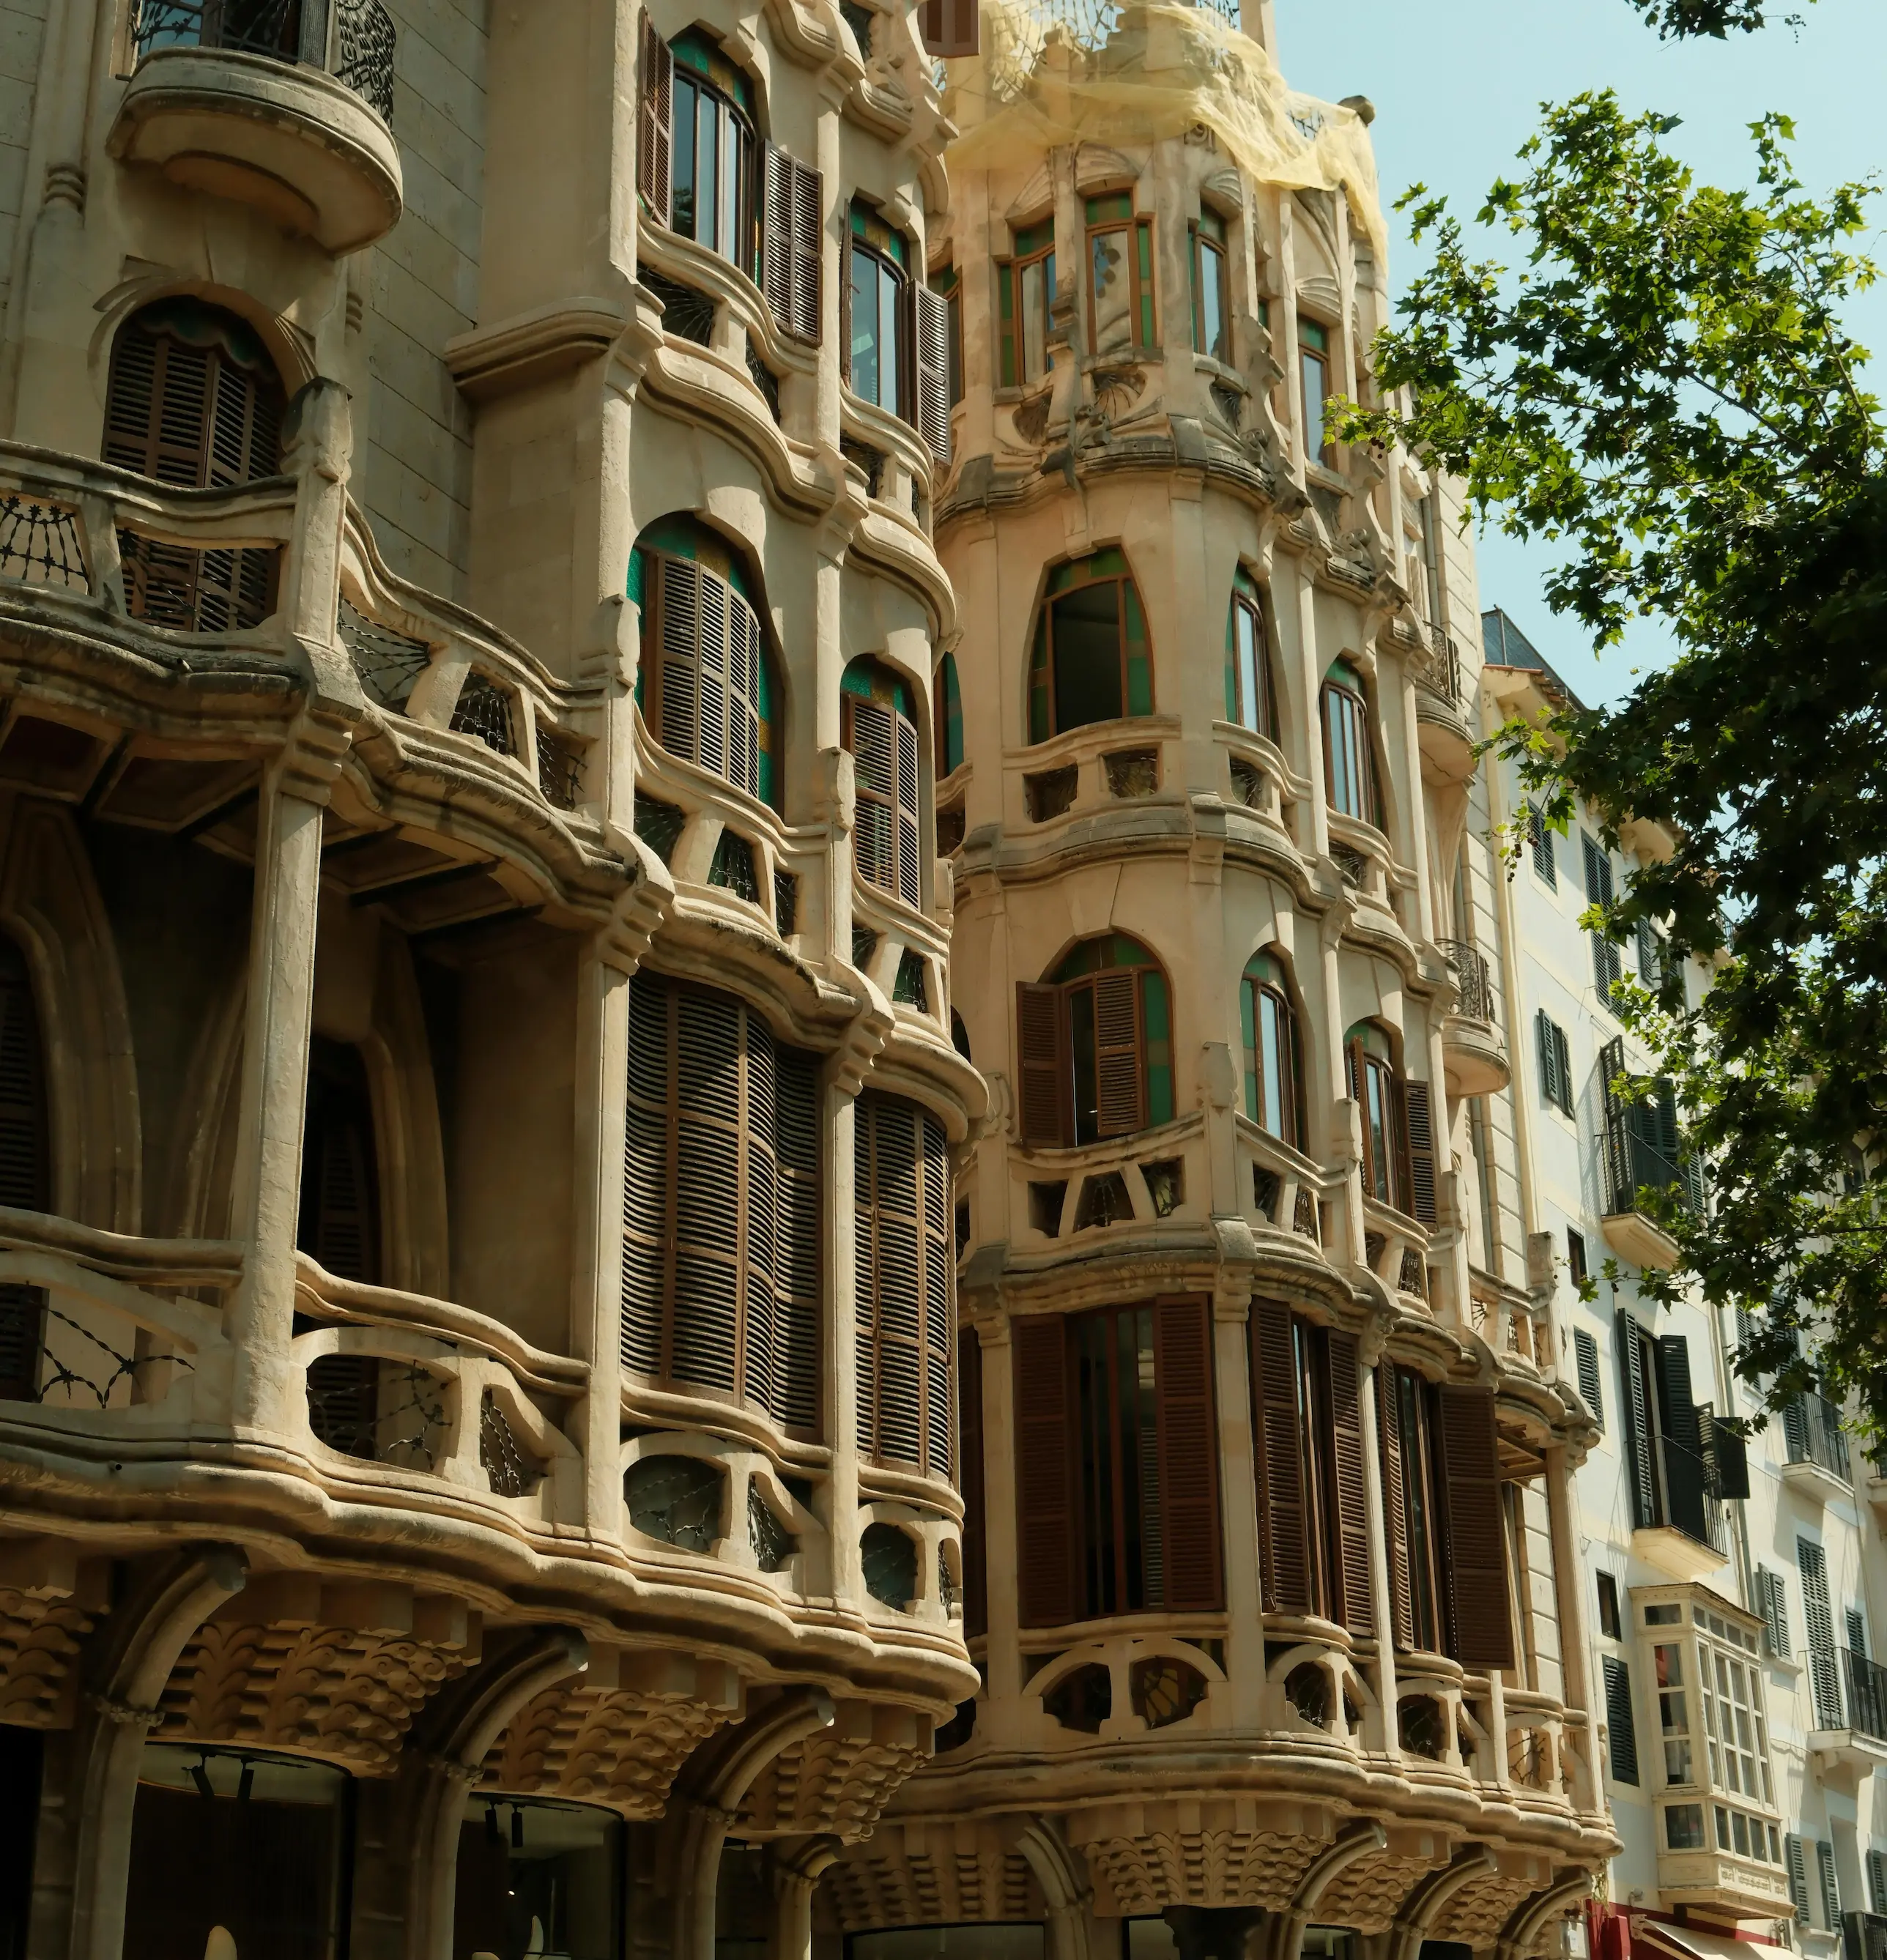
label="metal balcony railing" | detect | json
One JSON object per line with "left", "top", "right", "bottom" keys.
{"left": 1438, "top": 938, "right": 1496, "bottom": 1024}
{"left": 1845, "top": 1913, "right": 1887, "bottom": 1960}
{"left": 1415, "top": 623, "right": 1462, "bottom": 706}
{"left": 1659, "top": 1435, "right": 1726, "bottom": 1554}
{"left": 131, "top": 0, "right": 396, "bottom": 122}
{"left": 1843, "top": 1649, "right": 1887, "bottom": 1742}
{"left": 1784, "top": 1391, "right": 1851, "bottom": 1482}
{"left": 1601, "top": 1099, "right": 1702, "bottom": 1222}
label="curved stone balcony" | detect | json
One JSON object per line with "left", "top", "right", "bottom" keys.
{"left": 108, "top": 42, "right": 402, "bottom": 253}
{"left": 1410, "top": 626, "right": 1478, "bottom": 786}
{"left": 1439, "top": 938, "right": 1511, "bottom": 1099}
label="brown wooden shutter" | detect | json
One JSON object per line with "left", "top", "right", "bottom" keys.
{"left": 789, "top": 156, "right": 822, "bottom": 344}
{"left": 1014, "top": 1313, "right": 1075, "bottom": 1627}
{"left": 1400, "top": 1077, "right": 1437, "bottom": 1224}
{"left": 1154, "top": 1297, "right": 1222, "bottom": 1611}
{"left": 639, "top": 18, "right": 672, "bottom": 226}
{"left": 298, "top": 1041, "right": 381, "bottom": 1285}
{"left": 1435, "top": 1383, "right": 1513, "bottom": 1668}
{"left": 913, "top": 282, "right": 952, "bottom": 463}
{"left": 1092, "top": 969, "right": 1145, "bottom": 1137}
{"left": 1249, "top": 1300, "right": 1310, "bottom": 1614}
{"left": 920, "top": 0, "right": 979, "bottom": 56}
{"left": 1015, "top": 982, "right": 1071, "bottom": 1147}
{"left": 856, "top": 1092, "right": 920, "bottom": 1467}
{"left": 622, "top": 969, "right": 677, "bottom": 1381}
{"left": 670, "top": 984, "right": 744, "bottom": 1397}
{"left": 1377, "top": 1367, "right": 1415, "bottom": 1650}
{"left": 0, "top": 942, "right": 48, "bottom": 1214}
{"left": 846, "top": 694, "right": 898, "bottom": 897}
{"left": 761, "top": 144, "right": 793, "bottom": 324}
{"left": 1321, "top": 1328, "right": 1373, "bottom": 1633}
{"left": 774, "top": 1044, "right": 821, "bottom": 1434}
{"left": 104, "top": 324, "right": 212, "bottom": 484}
{"left": 896, "top": 710, "right": 921, "bottom": 907}
{"left": 959, "top": 1328, "right": 987, "bottom": 1636}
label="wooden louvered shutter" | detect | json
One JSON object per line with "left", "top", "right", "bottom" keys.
{"left": 1015, "top": 982, "right": 1070, "bottom": 1148}
{"left": 1092, "top": 969, "right": 1145, "bottom": 1137}
{"left": 895, "top": 710, "right": 920, "bottom": 907}
{"left": 622, "top": 970, "right": 678, "bottom": 1382}
{"left": 1435, "top": 1383, "right": 1513, "bottom": 1668}
{"left": 652, "top": 556, "right": 697, "bottom": 765}
{"left": 913, "top": 282, "right": 952, "bottom": 462}
{"left": 671, "top": 985, "right": 744, "bottom": 1395}
{"left": 846, "top": 695, "right": 899, "bottom": 898}
{"left": 761, "top": 144, "right": 793, "bottom": 324}
{"left": 789, "top": 155, "right": 822, "bottom": 343}
{"left": 773, "top": 1044, "right": 821, "bottom": 1433}
{"left": 1014, "top": 1313, "right": 1075, "bottom": 1627}
{"left": 694, "top": 566, "right": 731, "bottom": 782}
{"left": 919, "top": 0, "right": 979, "bottom": 56}
{"left": 1603, "top": 1655, "right": 1639, "bottom": 1786}
{"left": 740, "top": 1014, "right": 779, "bottom": 1417}
{"left": 0, "top": 943, "right": 48, "bottom": 1215}
{"left": 1377, "top": 1367, "right": 1415, "bottom": 1649}
{"left": 959, "top": 1328, "right": 986, "bottom": 1636}
{"left": 1323, "top": 1328, "right": 1373, "bottom": 1633}
{"left": 1617, "top": 1310, "right": 1658, "bottom": 1528}
{"left": 204, "top": 354, "right": 281, "bottom": 486}
{"left": 1250, "top": 1300, "right": 1310, "bottom": 1614}
{"left": 1402, "top": 1079, "right": 1437, "bottom": 1225}
{"left": 1653, "top": 1333, "right": 1708, "bottom": 1541}
{"left": 857, "top": 1091, "right": 920, "bottom": 1467}
{"left": 639, "top": 18, "right": 672, "bottom": 226}
{"left": 104, "top": 324, "right": 212, "bottom": 483}
{"left": 1154, "top": 1296, "right": 1221, "bottom": 1611}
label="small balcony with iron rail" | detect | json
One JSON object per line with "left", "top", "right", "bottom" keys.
{"left": 1782, "top": 1390, "right": 1853, "bottom": 1504}
{"left": 1412, "top": 623, "right": 1476, "bottom": 784}
{"left": 1437, "top": 935, "right": 1510, "bottom": 1099}
{"left": 1810, "top": 1647, "right": 1887, "bottom": 1786}
{"left": 109, "top": 0, "right": 402, "bottom": 253}
{"left": 1599, "top": 1047, "right": 1700, "bottom": 1271}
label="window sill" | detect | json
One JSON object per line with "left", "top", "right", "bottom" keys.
{"left": 1012, "top": 1107, "right": 1204, "bottom": 1173}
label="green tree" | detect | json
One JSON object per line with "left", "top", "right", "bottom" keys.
{"left": 1344, "top": 94, "right": 1887, "bottom": 1435}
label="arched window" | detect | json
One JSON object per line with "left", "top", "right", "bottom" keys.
{"left": 1225, "top": 568, "right": 1275, "bottom": 738}
{"left": 934, "top": 650, "right": 963, "bottom": 779}
{"left": 1343, "top": 1021, "right": 1436, "bottom": 1225}
{"left": 298, "top": 1038, "right": 381, "bottom": 1283}
{"left": 842, "top": 659, "right": 919, "bottom": 909}
{"left": 102, "top": 297, "right": 286, "bottom": 631}
{"left": 631, "top": 516, "right": 779, "bottom": 807}
{"left": 1016, "top": 935, "right": 1172, "bottom": 1148}
{"left": 621, "top": 970, "right": 820, "bottom": 1433}
{"left": 1027, "top": 549, "right": 1152, "bottom": 743}
{"left": 855, "top": 1092, "right": 953, "bottom": 1480}
{"left": 0, "top": 940, "right": 50, "bottom": 1401}
{"left": 1240, "top": 951, "right": 1300, "bottom": 1146}
{"left": 1321, "top": 658, "right": 1379, "bottom": 826}
{"left": 668, "top": 30, "right": 757, "bottom": 267}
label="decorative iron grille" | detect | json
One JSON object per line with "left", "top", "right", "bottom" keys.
{"left": 638, "top": 267, "right": 716, "bottom": 346}
{"left": 333, "top": 0, "right": 396, "bottom": 120}
{"left": 632, "top": 795, "right": 686, "bottom": 864}
{"left": 850, "top": 924, "right": 879, "bottom": 969}
{"left": 1103, "top": 748, "right": 1158, "bottom": 798}
{"left": 133, "top": 0, "right": 300, "bottom": 62}
{"left": 1438, "top": 938, "right": 1496, "bottom": 1022}
{"left": 448, "top": 672, "right": 516, "bottom": 755}
{"left": 0, "top": 497, "right": 87, "bottom": 590}
{"left": 337, "top": 597, "right": 431, "bottom": 708}
{"left": 535, "top": 727, "right": 582, "bottom": 809}
{"left": 1251, "top": 1165, "right": 1280, "bottom": 1221}
{"left": 0, "top": 1284, "right": 193, "bottom": 1408}
{"left": 478, "top": 1392, "right": 541, "bottom": 1497}
{"left": 745, "top": 341, "right": 781, "bottom": 418}
{"left": 839, "top": 438, "right": 885, "bottom": 497}
{"left": 772, "top": 866, "right": 798, "bottom": 934}
{"left": 747, "top": 1483, "right": 795, "bottom": 1571}
{"left": 892, "top": 949, "right": 927, "bottom": 1010}
{"left": 305, "top": 1354, "right": 447, "bottom": 1472}
{"left": 708, "top": 829, "right": 760, "bottom": 904}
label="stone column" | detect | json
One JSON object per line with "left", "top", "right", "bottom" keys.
{"left": 975, "top": 1314, "right": 1022, "bottom": 1704}
{"left": 1215, "top": 1294, "right": 1264, "bottom": 1725}
{"left": 768, "top": 1839, "right": 839, "bottom": 1960}
{"left": 223, "top": 743, "right": 341, "bottom": 1433}
{"left": 1356, "top": 1359, "right": 1400, "bottom": 1755}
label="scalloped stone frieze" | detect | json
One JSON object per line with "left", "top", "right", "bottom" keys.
{"left": 477, "top": 1648, "right": 742, "bottom": 1819}
{"left": 0, "top": 1541, "right": 109, "bottom": 1728}
{"left": 1316, "top": 1846, "right": 1453, "bottom": 1934}
{"left": 1067, "top": 1800, "right": 1336, "bottom": 1915}
{"left": 155, "top": 1576, "right": 477, "bottom": 1772}
{"left": 825, "top": 1822, "right": 1042, "bottom": 1929}
{"left": 1428, "top": 1857, "right": 1554, "bottom": 1946}
{"left": 738, "top": 1699, "right": 930, "bottom": 1842}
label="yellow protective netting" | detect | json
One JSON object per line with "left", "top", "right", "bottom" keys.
{"left": 938, "top": 0, "right": 1386, "bottom": 256}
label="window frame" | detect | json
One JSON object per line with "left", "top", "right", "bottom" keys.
{"left": 1298, "top": 314, "right": 1334, "bottom": 466}
{"left": 847, "top": 203, "right": 910, "bottom": 416}
{"left": 1226, "top": 573, "right": 1275, "bottom": 739}
{"left": 842, "top": 658, "right": 922, "bottom": 910}
{"left": 1015, "top": 935, "right": 1174, "bottom": 1148}
{"left": 669, "top": 37, "right": 758, "bottom": 273}
{"left": 1347, "top": 1024, "right": 1407, "bottom": 1213}
{"left": 1190, "top": 207, "right": 1231, "bottom": 363}
{"left": 996, "top": 216, "right": 1056, "bottom": 390}
{"left": 1320, "top": 659, "right": 1379, "bottom": 828}
{"left": 930, "top": 259, "right": 964, "bottom": 407}
{"left": 1239, "top": 952, "right": 1300, "bottom": 1146}
{"left": 1085, "top": 193, "right": 1157, "bottom": 357}
{"left": 1027, "top": 549, "right": 1154, "bottom": 743}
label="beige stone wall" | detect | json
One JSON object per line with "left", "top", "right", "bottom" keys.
{"left": 0, "top": 0, "right": 45, "bottom": 326}
{"left": 358, "top": 0, "right": 488, "bottom": 594}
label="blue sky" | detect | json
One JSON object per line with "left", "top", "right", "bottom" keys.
{"left": 1278, "top": 0, "right": 1887, "bottom": 707}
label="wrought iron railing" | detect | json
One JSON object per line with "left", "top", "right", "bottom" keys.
{"left": 1784, "top": 1391, "right": 1851, "bottom": 1482}
{"left": 130, "top": 0, "right": 396, "bottom": 123}
{"left": 1601, "top": 1097, "right": 1702, "bottom": 1222}
{"left": 1658, "top": 1436, "right": 1725, "bottom": 1554}
{"left": 1844, "top": 1649, "right": 1887, "bottom": 1742}
{"left": 1438, "top": 938, "right": 1496, "bottom": 1023}
{"left": 1415, "top": 625, "right": 1462, "bottom": 707}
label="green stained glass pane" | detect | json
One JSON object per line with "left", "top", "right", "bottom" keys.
{"left": 1015, "top": 220, "right": 1056, "bottom": 257}
{"left": 1127, "top": 652, "right": 1152, "bottom": 717}
{"left": 1144, "top": 971, "right": 1173, "bottom": 1124}
{"left": 1300, "top": 317, "right": 1328, "bottom": 352}
{"left": 1086, "top": 193, "right": 1132, "bottom": 224}
{"left": 1225, "top": 627, "right": 1238, "bottom": 721}
{"left": 1122, "top": 580, "right": 1146, "bottom": 642}
{"left": 1028, "top": 612, "right": 1050, "bottom": 742}
{"left": 942, "top": 653, "right": 964, "bottom": 773}
{"left": 1327, "top": 654, "right": 1361, "bottom": 684}
{"left": 1245, "top": 951, "right": 1283, "bottom": 986}
{"left": 1089, "top": 547, "right": 1127, "bottom": 580}
{"left": 1198, "top": 207, "right": 1226, "bottom": 244}
{"left": 998, "top": 263, "right": 1017, "bottom": 388}
{"left": 628, "top": 546, "right": 647, "bottom": 605}
{"left": 1137, "top": 221, "right": 1154, "bottom": 346}
{"left": 1233, "top": 565, "right": 1259, "bottom": 599}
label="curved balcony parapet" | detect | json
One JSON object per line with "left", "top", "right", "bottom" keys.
{"left": 111, "top": 1, "right": 401, "bottom": 252}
